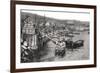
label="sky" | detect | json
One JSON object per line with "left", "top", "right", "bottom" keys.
{"left": 21, "top": 9, "right": 90, "bottom": 21}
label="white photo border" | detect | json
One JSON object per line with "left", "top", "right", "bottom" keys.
{"left": 15, "top": 4, "right": 94, "bottom": 69}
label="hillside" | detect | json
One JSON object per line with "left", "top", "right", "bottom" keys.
{"left": 21, "top": 12, "right": 89, "bottom": 28}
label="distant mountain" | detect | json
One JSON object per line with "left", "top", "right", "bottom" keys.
{"left": 21, "top": 12, "right": 89, "bottom": 27}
